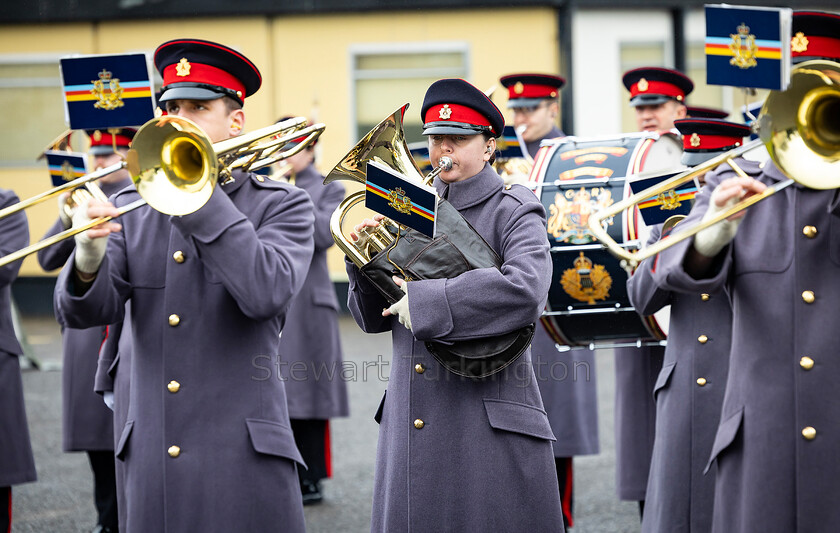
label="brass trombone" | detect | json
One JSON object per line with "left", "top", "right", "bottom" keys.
{"left": 588, "top": 59, "right": 840, "bottom": 270}
{"left": 0, "top": 115, "right": 324, "bottom": 268}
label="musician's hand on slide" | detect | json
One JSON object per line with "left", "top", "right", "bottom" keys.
{"left": 694, "top": 177, "right": 765, "bottom": 258}
{"left": 73, "top": 198, "right": 120, "bottom": 276}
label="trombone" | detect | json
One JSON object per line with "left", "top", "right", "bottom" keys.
{"left": 0, "top": 115, "right": 325, "bottom": 268}
{"left": 588, "top": 59, "right": 840, "bottom": 270}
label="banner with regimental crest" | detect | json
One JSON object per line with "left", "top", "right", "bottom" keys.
{"left": 705, "top": 4, "right": 792, "bottom": 90}
{"left": 629, "top": 170, "right": 697, "bottom": 226}
{"left": 60, "top": 53, "right": 156, "bottom": 130}
{"left": 365, "top": 161, "right": 438, "bottom": 238}
{"left": 496, "top": 125, "right": 529, "bottom": 161}
{"left": 44, "top": 150, "right": 89, "bottom": 187}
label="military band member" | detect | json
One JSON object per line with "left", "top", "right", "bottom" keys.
{"left": 628, "top": 118, "right": 750, "bottom": 533}
{"left": 653, "top": 11, "right": 840, "bottom": 532}
{"left": 37, "top": 128, "right": 136, "bottom": 533}
{"left": 499, "top": 73, "right": 565, "bottom": 158}
{"left": 0, "top": 189, "right": 35, "bottom": 533}
{"left": 500, "top": 71, "right": 599, "bottom": 528}
{"left": 622, "top": 67, "right": 693, "bottom": 133}
{"left": 274, "top": 122, "right": 350, "bottom": 505}
{"left": 54, "top": 39, "right": 314, "bottom": 532}
{"left": 686, "top": 106, "right": 729, "bottom": 120}
{"left": 615, "top": 66, "right": 694, "bottom": 516}
{"left": 347, "top": 78, "right": 565, "bottom": 532}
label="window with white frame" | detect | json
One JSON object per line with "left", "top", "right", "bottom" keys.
{"left": 351, "top": 43, "right": 469, "bottom": 145}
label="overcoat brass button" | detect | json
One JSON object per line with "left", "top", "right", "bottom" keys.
{"left": 701, "top": 293, "right": 710, "bottom": 301}
{"left": 803, "top": 225, "right": 817, "bottom": 238}
{"left": 802, "top": 291, "right": 815, "bottom": 303}
{"left": 802, "top": 426, "right": 817, "bottom": 440}
{"left": 698, "top": 334, "right": 708, "bottom": 344}
{"left": 414, "top": 363, "right": 425, "bottom": 374}
{"left": 168, "top": 445, "right": 181, "bottom": 457}
{"left": 173, "top": 250, "right": 186, "bottom": 263}
{"left": 696, "top": 377, "right": 707, "bottom": 386}
{"left": 167, "top": 380, "right": 181, "bottom": 393}
{"left": 800, "top": 356, "right": 814, "bottom": 370}
{"left": 168, "top": 314, "right": 180, "bottom": 326}
{"left": 413, "top": 419, "right": 425, "bottom": 429}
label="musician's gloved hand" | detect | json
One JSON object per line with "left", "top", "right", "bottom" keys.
{"left": 73, "top": 198, "right": 121, "bottom": 275}
{"left": 693, "top": 177, "right": 765, "bottom": 258}
{"left": 383, "top": 276, "right": 412, "bottom": 331}
{"left": 58, "top": 192, "right": 73, "bottom": 229}
{"left": 350, "top": 214, "right": 386, "bottom": 252}
{"left": 103, "top": 391, "right": 115, "bottom": 411}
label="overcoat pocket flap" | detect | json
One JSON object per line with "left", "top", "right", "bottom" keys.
{"left": 483, "top": 399, "right": 556, "bottom": 441}
{"left": 704, "top": 407, "right": 744, "bottom": 474}
{"left": 115, "top": 420, "right": 134, "bottom": 461}
{"left": 653, "top": 361, "right": 676, "bottom": 398}
{"left": 245, "top": 418, "right": 306, "bottom": 469}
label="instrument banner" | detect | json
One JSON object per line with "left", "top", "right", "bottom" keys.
{"left": 629, "top": 170, "right": 697, "bottom": 226}
{"left": 705, "top": 4, "right": 792, "bottom": 90}
{"left": 44, "top": 150, "right": 89, "bottom": 187}
{"left": 496, "top": 125, "right": 529, "bottom": 161}
{"left": 365, "top": 161, "right": 438, "bottom": 238}
{"left": 60, "top": 53, "right": 156, "bottom": 130}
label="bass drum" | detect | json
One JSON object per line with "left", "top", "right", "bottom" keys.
{"left": 527, "top": 132, "right": 681, "bottom": 347}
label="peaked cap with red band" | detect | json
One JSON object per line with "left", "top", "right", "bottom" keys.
{"left": 154, "top": 38, "right": 262, "bottom": 106}
{"left": 86, "top": 128, "right": 136, "bottom": 156}
{"left": 499, "top": 73, "right": 566, "bottom": 108}
{"left": 686, "top": 105, "right": 729, "bottom": 119}
{"left": 674, "top": 118, "right": 750, "bottom": 166}
{"left": 622, "top": 67, "right": 693, "bottom": 107}
{"left": 421, "top": 78, "right": 504, "bottom": 138}
{"left": 791, "top": 11, "right": 840, "bottom": 64}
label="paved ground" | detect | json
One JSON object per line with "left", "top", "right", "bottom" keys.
{"left": 11, "top": 314, "right": 641, "bottom": 532}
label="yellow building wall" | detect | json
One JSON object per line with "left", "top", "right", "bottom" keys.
{"left": 0, "top": 8, "right": 559, "bottom": 278}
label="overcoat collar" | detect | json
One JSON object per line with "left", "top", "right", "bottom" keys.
{"left": 434, "top": 163, "right": 503, "bottom": 210}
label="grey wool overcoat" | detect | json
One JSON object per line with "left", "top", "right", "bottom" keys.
{"left": 55, "top": 170, "right": 314, "bottom": 532}
{"left": 347, "top": 164, "right": 566, "bottom": 532}
{"left": 278, "top": 164, "right": 349, "bottom": 420}
{"left": 655, "top": 158, "right": 840, "bottom": 532}
{"left": 0, "top": 188, "right": 36, "bottom": 488}
{"left": 628, "top": 224, "right": 732, "bottom": 533}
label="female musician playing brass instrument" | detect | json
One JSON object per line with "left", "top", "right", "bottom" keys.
{"left": 346, "top": 78, "right": 566, "bottom": 532}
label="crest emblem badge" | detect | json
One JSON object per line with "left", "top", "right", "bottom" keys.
{"left": 387, "top": 187, "right": 413, "bottom": 214}
{"left": 690, "top": 133, "right": 701, "bottom": 148}
{"left": 176, "top": 57, "right": 191, "bottom": 77}
{"left": 513, "top": 82, "right": 525, "bottom": 95}
{"left": 90, "top": 69, "right": 124, "bottom": 110}
{"left": 439, "top": 104, "right": 452, "bottom": 120}
{"left": 637, "top": 78, "right": 649, "bottom": 92}
{"left": 656, "top": 189, "right": 682, "bottom": 211}
{"left": 546, "top": 186, "right": 614, "bottom": 244}
{"left": 560, "top": 252, "right": 612, "bottom": 304}
{"left": 791, "top": 32, "right": 809, "bottom": 53}
{"left": 729, "top": 23, "right": 758, "bottom": 69}
{"left": 60, "top": 160, "right": 75, "bottom": 182}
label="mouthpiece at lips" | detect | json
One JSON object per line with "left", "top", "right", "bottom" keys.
{"left": 438, "top": 157, "right": 453, "bottom": 171}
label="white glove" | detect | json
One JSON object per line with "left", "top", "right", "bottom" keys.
{"left": 693, "top": 189, "right": 742, "bottom": 258}
{"left": 58, "top": 192, "right": 73, "bottom": 229}
{"left": 387, "top": 282, "right": 412, "bottom": 331}
{"left": 103, "top": 391, "right": 115, "bottom": 411}
{"left": 72, "top": 199, "right": 108, "bottom": 275}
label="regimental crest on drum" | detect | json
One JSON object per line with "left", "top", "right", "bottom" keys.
{"left": 561, "top": 252, "right": 612, "bottom": 304}
{"left": 91, "top": 69, "right": 125, "bottom": 110}
{"left": 387, "top": 187, "right": 413, "bottom": 214}
{"left": 729, "top": 23, "right": 758, "bottom": 69}
{"left": 546, "top": 186, "right": 614, "bottom": 244}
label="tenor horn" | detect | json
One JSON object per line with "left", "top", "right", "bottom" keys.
{"left": 0, "top": 115, "right": 324, "bottom": 268}
{"left": 588, "top": 59, "right": 840, "bottom": 270}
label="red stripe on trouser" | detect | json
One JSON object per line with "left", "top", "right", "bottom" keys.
{"left": 324, "top": 421, "right": 332, "bottom": 478}
{"left": 562, "top": 457, "right": 574, "bottom": 528}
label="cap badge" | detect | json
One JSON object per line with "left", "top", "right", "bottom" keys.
{"left": 91, "top": 69, "right": 124, "bottom": 111}
{"left": 690, "top": 133, "right": 701, "bottom": 148}
{"left": 637, "top": 78, "right": 649, "bottom": 92}
{"left": 550, "top": 91, "right": 557, "bottom": 98}
{"left": 439, "top": 104, "right": 452, "bottom": 120}
{"left": 176, "top": 58, "right": 191, "bottom": 77}
{"left": 514, "top": 82, "right": 525, "bottom": 95}
{"left": 92, "top": 130, "right": 102, "bottom": 142}
{"left": 791, "top": 32, "right": 809, "bottom": 53}
{"left": 728, "top": 23, "right": 758, "bottom": 69}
